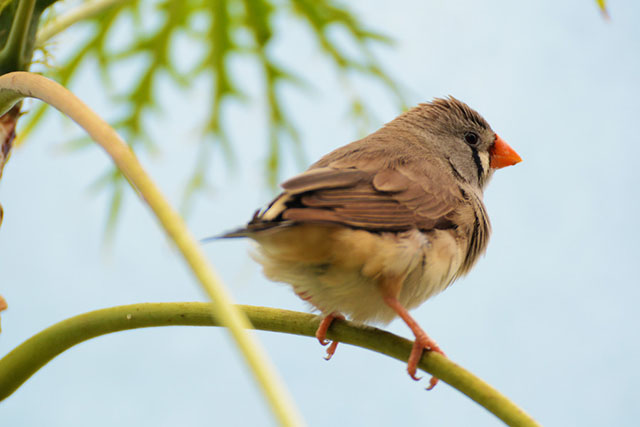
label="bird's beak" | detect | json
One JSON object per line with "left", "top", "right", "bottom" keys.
{"left": 490, "top": 134, "right": 522, "bottom": 169}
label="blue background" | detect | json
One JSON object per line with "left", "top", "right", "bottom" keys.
{"left": 1, "top": 1, "right": 639, "bottom": 425}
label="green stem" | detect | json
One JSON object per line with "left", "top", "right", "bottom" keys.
{"left": 0, "top": 303, "right": 541, "bottom": 427}
{"left": 0, "top": 0, "right": 36, "bottom": 73}
{"left": 35, "top": 0, "right": 129, "bottom": 46}
{"left": 0, "top": 72, "right": 304, "bottom": 427}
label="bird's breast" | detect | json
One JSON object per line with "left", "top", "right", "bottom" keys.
{"left": 252, "top": 224, "right": 466, "bottom": 324}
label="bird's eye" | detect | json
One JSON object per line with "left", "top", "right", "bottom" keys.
{"left": 464, "top": 132, "right": 479, "bottom": 146}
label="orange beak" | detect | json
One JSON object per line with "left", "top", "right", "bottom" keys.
{"left": 490, "top": 134, "right": 522, "bottom": 169}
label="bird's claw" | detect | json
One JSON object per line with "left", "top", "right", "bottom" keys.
{"left": 315, "top": 313, "right": 343, "bottom": 360}
{"left": 407, "top": 334, "right": 446, "bottom": 389}
{"left": 426, "top": 376, "right": 439, "bottom": 391}
{"left": 323, "top": 341, "right": 339, "bottom": 360}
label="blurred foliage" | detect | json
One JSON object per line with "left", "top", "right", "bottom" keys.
{"left": 596, "top": 0, "right": 609, "bottom": 19}
{"left": 16, "top": 0, "right": 404, "bottom": 228}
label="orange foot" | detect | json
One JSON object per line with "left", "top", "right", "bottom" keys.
{"left": 315, "top": 313, "right": 344, "bottom": 361}
{"left": 383, "top": 295, "right": 445, "bottom": 390}
{"left": 407, "top": 328, "right": 446, "bottom": 390}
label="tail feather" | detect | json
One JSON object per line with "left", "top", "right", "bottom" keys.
{"left": 201, "top": 228, "right": 251, "bottom": 243}
{"left": 202, "top": 207, "right": 297, "bottom": 244}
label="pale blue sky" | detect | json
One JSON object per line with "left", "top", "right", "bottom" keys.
{"left": 1, "top": 1, "right": 639, "bottom": 426}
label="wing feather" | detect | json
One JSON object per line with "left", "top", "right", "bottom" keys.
{"left": 253, "top": 161, "right": 462, "bottom": 232}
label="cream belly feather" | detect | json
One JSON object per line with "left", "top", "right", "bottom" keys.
{"left": 252, "top": 224, "right": 464, "bottom": 324}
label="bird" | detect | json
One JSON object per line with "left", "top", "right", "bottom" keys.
{"left": 218, "top": 97, "right": 521, "bottom": 389}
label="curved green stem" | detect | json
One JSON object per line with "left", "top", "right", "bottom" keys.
{"left": 35, "top": 0, "right": 129, "bottom": 46}
{"left": 0, "top": 72, "right": 303, "bottom": 427}
{"left": 0, "top": 303, "right": 541, "bottom": 427}
{"left": 0, "top": 0, "right": 36, "bottom": 73}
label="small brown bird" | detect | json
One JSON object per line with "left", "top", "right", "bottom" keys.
{"left": 222, "top": 97, "right": 521, "bottom": 389}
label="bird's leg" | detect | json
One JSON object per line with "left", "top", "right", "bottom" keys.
{"left": 379, "top": 276, "right": 445, "bottom": 390}
{"left": 383, "top": 295, "right": 445, "bottom": 389}
{"left": 315, "top": 313, "right": 344, "bottom": 361}
{"left": 294, "top": 288, "right": 343, "bottom": 360}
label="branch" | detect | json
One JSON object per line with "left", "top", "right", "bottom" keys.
{"left": 0, "top": 72, "right": 303, "bottom": 427}
{"left": 0, "top": 303, "right": 541, "bottom": 427}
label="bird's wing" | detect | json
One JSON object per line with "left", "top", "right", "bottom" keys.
{"left": 249, "top": 162, "right": 462, "bottom": 232}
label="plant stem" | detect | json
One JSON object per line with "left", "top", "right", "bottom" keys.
{"left": 0, "top": 303, "right": 542, "bottom": 427}
{"left": 0, "top": 0, "right": 36, "bottom": 73}
{"left": 35, "top": 0, "right": 129, "bottom": 46}
{"left": 0, "top": 72, "right": 304, "bottom": 427}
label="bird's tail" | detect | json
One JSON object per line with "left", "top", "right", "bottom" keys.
{"left": 202, "top": 208, "right": 290, "bottom": 243}
{"left": 200, "top": 228, "right": 251, "bottom": 243}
